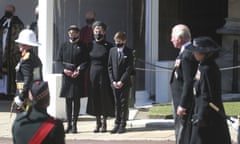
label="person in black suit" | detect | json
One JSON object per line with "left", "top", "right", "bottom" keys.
{"left": 108, "top": 31, "right": 134, "bottom": 133}
{"left": 170, "top": 24, "right": 198, "bottom": 144}
{"left": 187, "top": 37, "right": 231, "bottom": 144}
{"left": 57, "top": 25, "right": 89, "bottom": 133}
{"left": 87, "top": 21, "right": 115, "bottom": 133}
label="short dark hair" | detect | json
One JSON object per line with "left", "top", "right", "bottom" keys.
{"left": 114, "top": 31, "right": 127, "bottom": 41}
{"left": 92, "top": 21, "right": 107, "bottom": 31}
{"left": 67, "top": 25, "right": 80, "bottom": 32}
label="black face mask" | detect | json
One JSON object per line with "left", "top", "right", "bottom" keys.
{"left": 94, "top": 34, "right": 104, "bottom": 41}
{"left": 70, "top": 37, "right": 78, "bottom": 41}
{"left": 4, "top": 11, "right": 13, "bottom": 18}
{"left": 115, "top": 43, "right": 124, "bottom": 48}
{"left": 86, "top": 18, "right": 95, "bottom": 25}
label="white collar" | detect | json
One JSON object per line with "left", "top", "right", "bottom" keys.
{"left": 3, "top": 18, "right": 11, "bottom": 28}
{"left": 118, "top": 47, "right": 124, "bottom": 52}
{"left": 180, "top": 41, "right": 191, "bottom": 54}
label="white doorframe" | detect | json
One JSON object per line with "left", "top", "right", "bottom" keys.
{"left": 145, "top": 0, "right": 159, "bottom": 98}
{"left": 38, "top": 0, "right": 54, "bottom": 77}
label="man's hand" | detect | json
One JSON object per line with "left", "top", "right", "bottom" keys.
{"left": 113, "top": 81, "right": 118, "bottom": 89}
{"left": 230, "top": 117, "right": 239, "bottom": 131}
{"left": 177, "top": 106, "right": 186, "bottom": 116}
{"left": 113, "top": 81, "right": 124, "bottom": 89}
{"left": 116, "top": 81, "right": 124, "bottom": 89}
{"left": 14, "top": 96, "right": 24, "bottom": 107}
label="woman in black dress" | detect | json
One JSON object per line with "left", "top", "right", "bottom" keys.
{"left": 87, "top": 21, "right": 115, "bottom": 132}
{"left": 187, "top": 37, "right": 231, "bottom": 144}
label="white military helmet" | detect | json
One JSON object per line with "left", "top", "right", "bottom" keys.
{"left": 15, "top": 29, "right": 41, "bottom": 47}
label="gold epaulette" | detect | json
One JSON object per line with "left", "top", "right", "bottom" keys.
{"left": 22, "top": 52, "right": 30, "bottom": 60}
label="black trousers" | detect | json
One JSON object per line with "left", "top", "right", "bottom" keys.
{"left": 112, "top": 87, "right": 130, "bottom": 127}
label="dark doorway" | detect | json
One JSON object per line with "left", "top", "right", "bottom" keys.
{"left": 158, "top": 0, "right": 228, "bottom": 60}
{"left": 132, "top": 0, "right": 145, "bottom": 90}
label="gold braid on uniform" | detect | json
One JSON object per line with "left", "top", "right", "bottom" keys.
{"left": 35, "top": 89, "right": 49, "bottom": 101}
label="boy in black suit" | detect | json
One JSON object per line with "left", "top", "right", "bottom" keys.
{"left": 108, "top": 32, "right": 134, "bottom": 133}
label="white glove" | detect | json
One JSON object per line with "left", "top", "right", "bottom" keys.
{"left": 229, "top": 117, "right": 239, "bottom": 131}
{"left": 14, "top": 96, "right": 24, "bottom": 107}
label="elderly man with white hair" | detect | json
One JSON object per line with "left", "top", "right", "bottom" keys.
{"left": 170, "top": 24, "right": 198, "bottom": 144}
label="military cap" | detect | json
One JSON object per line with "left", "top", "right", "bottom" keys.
{"left": 67, "top": 25, "right": 80, "bottom": 32}
{"left": 30, "top": 81, "right": 49, "bottom": 101}
{"left": 187, "top": 36, "right": 220, "bottom": 53}
{"left": 92, "top": 21, "right": 107, "bottom": 31}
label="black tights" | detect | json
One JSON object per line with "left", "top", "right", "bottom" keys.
{"left": 66, "top": 97, "right": 80, "bottom": 123}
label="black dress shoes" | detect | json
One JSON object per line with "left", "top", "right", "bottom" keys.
{"left": 110, "top": 125, "right": 119, "bottom": 134}
{"left": 65, "top": 126, "right": 72, "bottom": 133}
{"left": 101, "top": 123, "right": 107, "bottom": 132}
{"left": 94, "top": 124, "right": 102, "bottom": 133}
{"left": 118, "top": 127, "right": 126, "bottom": 134}
{"left": 71, "top": 125, "right": 77, "bottom": 133}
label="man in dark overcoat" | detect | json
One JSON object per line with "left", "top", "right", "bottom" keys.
{"left": 12, "top": 81, "right": 65, "bottom": 144}
{"left": 170, "top": 24, "right": 198, "bottom": 144}
{"left": 0, "top": 5, "right": 24, "bottom": 97}
{"left": 57, "top": 25, "right": 89, "bottom": 133}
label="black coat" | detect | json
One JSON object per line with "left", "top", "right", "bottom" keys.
{"left": 170, "top": 46, "right": 198, "bottom": 144}
{"left": 190, "top": 59, "right": 231, "bottom": 144}
{"left": 0, "top": 15, "right": 24, "bottom": 94}
{"left": 57, "top": 40, "right": 88, "bottom": 98}
{"left": 87, "top": 40, "right": 115, "bottom": 117}
{"left": 170, "top": 47, "right": 198, "bottom": 112}
{"left": 15, "top": 50, "right": 43, "bottom": 99}
{"left": 12, "top": 107, "right": 65, "bottom": 144}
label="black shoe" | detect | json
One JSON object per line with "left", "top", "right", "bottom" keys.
{"left": 101, "top": 123, "right": 107, "bottom": 133}
{"left": 65, "top": 125, "right": 72, "bottom": 133}
{"left": 94, "top": 124, "right": 102, "bottom": 133}
{"left": 72, "top": 125, "right": 77, "bottom": 133}
{"left": 118, "top": 127, "right": 126, "bottom": 134}
{"left": 110, "top": 126, "right": 119, "bottom": 134}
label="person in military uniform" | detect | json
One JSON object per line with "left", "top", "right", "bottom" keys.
{"left": 187, "top": 37, "right": 231, "bottom": 144}
{"left": 12, "top": 81, "right": 65, "bottom": 144}
{"left": 170, "top": 24, "right": 198, "bottom": 144}
{"left": 87, "top": 21, "right": 115, "bottom": 133}
{"left": 0, "top": 4, "right": 24, "bottom": 97}
{"left": 14, "top": 29, "right": 43, "bottom": 111}
{"left": 57, "top": 25, "right": 89, "bottom": 133}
